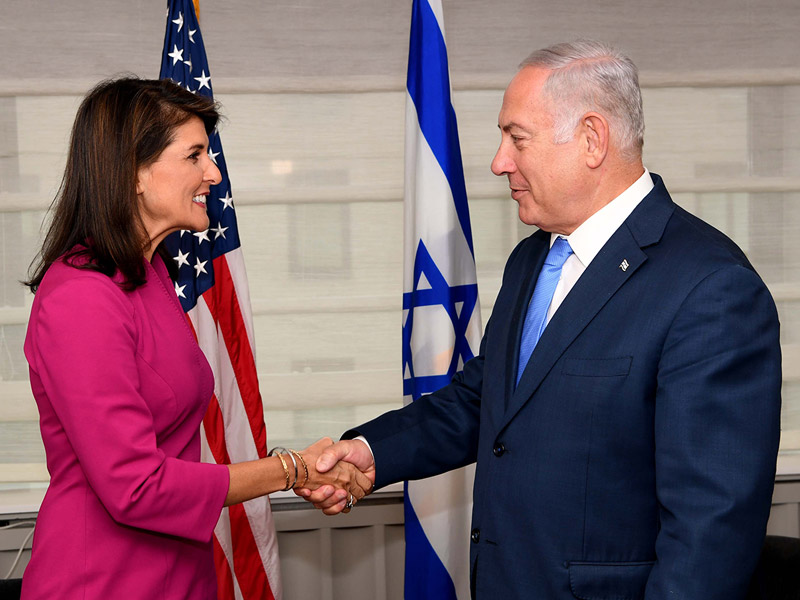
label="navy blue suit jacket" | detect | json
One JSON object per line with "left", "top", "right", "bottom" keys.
{"left": 348, "top": 175, "right": 781, "bottom": 599}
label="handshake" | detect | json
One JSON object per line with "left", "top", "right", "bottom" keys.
{"left": 292, "top": 438, "right": 376, "bottom": 515}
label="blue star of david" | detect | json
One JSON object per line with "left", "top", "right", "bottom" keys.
{"left": 402, "top": 240, "right": 478, "bottom": 400}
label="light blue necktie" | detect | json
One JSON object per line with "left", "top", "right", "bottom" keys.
{"left": 516, "top": 237, "right": 573, "bottom": 386}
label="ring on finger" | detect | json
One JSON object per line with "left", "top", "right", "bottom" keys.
{"left": 344, "top": 493, "right": 354, "bottom": 510}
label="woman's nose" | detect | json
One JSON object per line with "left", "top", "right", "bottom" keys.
{"left": 205, "top": 158, "right": 222, "bottom": 185}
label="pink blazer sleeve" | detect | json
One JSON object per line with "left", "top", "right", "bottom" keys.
{"left": 26, "top": 274, "right": 229, "bottom": 543}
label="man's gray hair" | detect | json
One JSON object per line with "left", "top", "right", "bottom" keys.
{"left": 520, "top": 40, "right": 644, "bottom": 161}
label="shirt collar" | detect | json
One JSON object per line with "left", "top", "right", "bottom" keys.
{"left": 551, "top": 169, "right": 654, "bottom": 268}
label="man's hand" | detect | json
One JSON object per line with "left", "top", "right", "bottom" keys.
{"left": 294, "top": 439, "right": 376, "bottom": 515}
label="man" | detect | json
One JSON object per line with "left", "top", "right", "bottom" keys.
{"left": 299, "top": 40, "right": 782, "bottom": 598}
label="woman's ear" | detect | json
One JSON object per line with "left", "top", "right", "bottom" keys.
{"left": 135, "top": 168, "right": 147, "bottom": 196}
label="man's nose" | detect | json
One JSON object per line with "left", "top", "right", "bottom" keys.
{"left": 491, "top": 143, "right": 514, "bottom": 176}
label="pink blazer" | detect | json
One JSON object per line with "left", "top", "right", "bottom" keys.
{"left": 22, "top": 253, "right": 230, "bottom": 600}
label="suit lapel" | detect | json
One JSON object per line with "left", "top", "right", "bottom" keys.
{"left": 489, "top": 230, "right": 549, "bottom": 428}
{"left": 498, "top": 175, "right": 675, "bottom": 433}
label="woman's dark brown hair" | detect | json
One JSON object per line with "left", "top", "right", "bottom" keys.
{"left": 25, "top": 76, "right": 219, "bottom": 292}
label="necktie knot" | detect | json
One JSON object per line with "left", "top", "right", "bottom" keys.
{"left": 544, "top": 236, "right": 573, "bottom": 268}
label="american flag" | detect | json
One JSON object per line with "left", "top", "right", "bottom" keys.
{"left": 159, "top": 2, "right": 282, "bottom": 599}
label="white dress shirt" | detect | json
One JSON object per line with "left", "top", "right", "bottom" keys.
{"left": 546, "top": 169, "right": 654, "bottom": 324}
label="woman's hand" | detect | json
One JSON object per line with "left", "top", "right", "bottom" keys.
{"left": 298, "top": 438, "right": 374, "bottom": 514}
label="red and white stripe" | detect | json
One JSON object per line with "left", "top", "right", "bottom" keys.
{"left": 188, "top": 247, "right": 282, "bottom": 600}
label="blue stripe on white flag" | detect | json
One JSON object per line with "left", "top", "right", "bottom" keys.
{"left": 406, "top": 0, "right": 473, "bottom": 257}
{"left": 404, "top": 482, "right": 458, "bottom": 599}
{"left": 403, "top": 1, "right": 481, "bottom": 599}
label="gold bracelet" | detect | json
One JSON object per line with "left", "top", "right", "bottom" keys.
{"left": 290, "top": 449, "right": 309, "bottom": 488}
{"left": 276, "top": 453, "right": 291, "bottom": 491}
{"left": 268, "top": 446, "right": 291, "bottom": 491}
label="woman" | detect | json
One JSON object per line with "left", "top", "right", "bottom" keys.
{"left": 21, "top": 77, "right": 370, "bottom": 599}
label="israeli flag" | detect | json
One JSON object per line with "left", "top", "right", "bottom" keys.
{"left": 402, "top": 1, "right": 482, "bottom": 598}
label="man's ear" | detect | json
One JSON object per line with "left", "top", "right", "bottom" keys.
{"left": 580, "top": 112, "right": 609, "bottom": 169}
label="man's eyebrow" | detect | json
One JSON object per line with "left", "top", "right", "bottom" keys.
{"left": 500, "top": 122, "right": 529, "bottom": 133}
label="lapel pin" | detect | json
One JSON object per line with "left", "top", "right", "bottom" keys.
{"left": 619, "top": 259, "right": 629, "bottom": 272}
